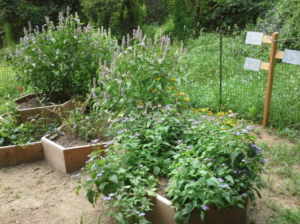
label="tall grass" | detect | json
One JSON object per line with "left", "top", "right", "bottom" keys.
{"left": 0, "top": 51, "right": 19, "bottom": 114}
{"left": 182, "top": 31, "right": 300, "bottom": 129}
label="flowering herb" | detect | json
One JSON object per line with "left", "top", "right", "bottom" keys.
{"left": 8, "top": 9, "right": 114, "bottom": 96}
{"left": 78, "top": 107, "right": 265, "bottom": 223}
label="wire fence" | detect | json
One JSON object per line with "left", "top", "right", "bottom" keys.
{"left": 0, "top": 30, "right": 299, "bottom": 128}
{"left": 0, "top": 53, "right": 18, "bottom": 99}
{"left": 185, "top": 29, "right": 300, "bottom": 128}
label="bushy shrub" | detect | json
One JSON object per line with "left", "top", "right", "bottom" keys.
{"left": 77, "top": 107, "right": 266, "bottom": 223}
{"left": 92, "top": 27, "right": 191, "bottom": 113}
{"left": 7, "top": 8, "right": 114, "bottom": 99}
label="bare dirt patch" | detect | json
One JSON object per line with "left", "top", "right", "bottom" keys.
{"left": 0, "top": 161, "right": 114, "bottom": 224}
{"left": 52, "top": 134, "right": 91, "bottom": 148}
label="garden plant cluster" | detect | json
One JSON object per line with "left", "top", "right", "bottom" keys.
{"left": 5, "top": 9, "right": 267, "bottom": 224}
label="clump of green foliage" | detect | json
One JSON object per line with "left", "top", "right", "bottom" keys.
{"left": 92, "top": 27, "right": 191, "bottom": 113}
{"left": 77, "top": 106, "right": 266, "bottom": 223}
{"left": 7, "top": 8, "right": 114, "bottom": 98}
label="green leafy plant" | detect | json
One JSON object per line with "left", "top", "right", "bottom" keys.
{"left": 7, "top": 8, "right": 114, "bottom": 99}
{"left": 93, "top": 27, "right": 191, "bottom": 113}
{"left": 77, "top": 106, "right": 266, "bottom": 223}
{"left": 0, "top": 107, "right": 59, "bottom": 146}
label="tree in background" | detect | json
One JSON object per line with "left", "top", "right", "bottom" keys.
{"left": 80, "top": 0, "right": 168, "bottom": 39}
{"left": 0, "top": 0, "right": 82, "bottom": 47}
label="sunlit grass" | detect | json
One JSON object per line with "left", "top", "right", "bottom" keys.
{"left": 182, "top": 32, "right": 300, "bottom": 129}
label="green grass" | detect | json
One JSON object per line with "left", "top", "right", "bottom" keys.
{"left": 180, "top": 31, "right": 300, "bottom": 129}
{"left": 267, "top": 203, "right": 300, "bottom": 224}
{"left": 0, "top": 54, "right": 19, "bottom": 114}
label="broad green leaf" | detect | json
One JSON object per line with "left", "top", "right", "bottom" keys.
{"left": 114, "top": 212, "right": 125, "bottom": 224}
{"left": 153, "top": 167, "right": 160, "bottom": 175}
{"left": 230, "top": 151, "right": 239, "bottom": 167}
{"left": 86, "top": 189, "right": 95, "bottom": 204}
{"left": 164, "top": 158, "right": 171, "bottom": 165}
{"left": 225, "top": 175, "right": 234, "bottom": 184}
{"left": 109, "top": 174, "right": 118, "bottom": 184}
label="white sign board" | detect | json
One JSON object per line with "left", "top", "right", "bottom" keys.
{"left": 245, "top": 32, "right": 264, "bottom": 45}
{"left": 282, "top": 49, "right": 300, "bottom": 65}
{"left": 244, "top": 57, "right": 261, "bottom": 71}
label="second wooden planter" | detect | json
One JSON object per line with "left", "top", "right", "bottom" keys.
{"left": 41, "top": 136, "right": 107, "bottom": 174}
{"left": 0, "top": 142, "right": 44, "bottom": 167}
{"left": 145, "top": 192, "right": 247, "bottom": 224}
{"left": 14, "top": 94, "right": 83, "bottom": 123}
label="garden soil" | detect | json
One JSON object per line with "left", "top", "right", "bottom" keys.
{"left": 0, "top": 124, "right": 298, "bottom": 224}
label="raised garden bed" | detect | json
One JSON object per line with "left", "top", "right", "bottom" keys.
{"left": 0, "top": 141, "right": 44, "bottom": 167}
{"left": 14, "top": 93, "right": 83, "bottom": 123}
{"left": 145, "top": 192, "right": 247, "bottom": 224}
{"left": 41, "top": 135, "right": 107, "bottom": 174}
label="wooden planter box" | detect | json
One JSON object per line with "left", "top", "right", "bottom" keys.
{"left": 145, "top": 193, "right": 247, "bottom": 224}
{"left": 14, "top": 93, "right": 83, "bottom": 123}
{"left": 41, "top": 136, "right": 107, "bottom": 174}
{"left": 0, "top": 141, "right": 44, "bottom": 167}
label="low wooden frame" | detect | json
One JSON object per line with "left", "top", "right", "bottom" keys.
{"left": 41, "top": 136, "right": 106, "bottom": 173}
{"left": 0, "top": 141, "right": 44, "bottom": 167}
{"left": 14, "top": 93, "right": 83, "bottom": 123}
{"left": 145, "top": 192, "right": 247, "bottom": 224}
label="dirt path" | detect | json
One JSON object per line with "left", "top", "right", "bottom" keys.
{"left": 0, "top": 161, "right": 113, "bottom": 224}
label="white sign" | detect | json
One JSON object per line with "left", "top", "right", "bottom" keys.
{"left": 282, "top": 49, "right": 300, "bottom": 65}
{"left": 245, "top": 32, "right": 264, "bottom": 45}
{"left": 244, "top": 57, "right": 261, "bottom": 71}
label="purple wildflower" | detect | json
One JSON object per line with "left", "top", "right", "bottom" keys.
{"left": 86, "top": 178, "right": 92, "bottom": 181}
{"left": 221, "top": 163, "right": 226, "bottom": 167}
{"left": 201, "top": 205, "right": 209, "bottom": 211}
{"left": 143, "top": 111, "right": 147, "bottom": 115}
{"left": 139, "top": 212, "right": 145, "bottom": 217}
{"left": 91, "top": 139, "right": 99, "bottom": 143}
{"left": 234, "top": 131, "right": 240, "bottom": 136}
{"left": 176, "top": 140, "right": 183, "bottom": 144}
{"left": 241, "top": 129, "right": 251, "bottom": 134}
{"left": 97, "top": 173, "right": 102, "bottom": 178}
{"left": 187, "top": 146, "right": 193, "bottom": 149}
{"left": 262, "top": 158, "right": 268, "bottom": 163}
{"left": 220, "top": 184, "right": 229, "bottom": 189}
{"left": 139, "top": 164, "right": 143, "bottom": 167}
{"left": 218, "top": 178, "right": 224, "bottom": 183}
{"left": 242, "top": 193, "right": 247, "bottom": 197}
{"left": 158, "top": 104, "right": 162, "bottom": 108}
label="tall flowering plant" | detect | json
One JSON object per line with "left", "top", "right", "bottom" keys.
{"left": 92, "top": 27, "right": 191, "bottom": 112}
{"left": 7, "top": 7, "right": 114, "bottom": 98}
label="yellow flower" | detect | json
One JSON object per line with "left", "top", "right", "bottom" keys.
{"left": 152, "top": 89, "right": 157, "bottom": 93}
{"left": 222, "top": 127, "right": 226, "bottom": 130}
{"left": 184, "top": 105, "right": 188, "bottom": 109}
{"left": 171, "top": 78, "right": 176, "bottom": 81}
{"left": 230, "top": 124, "right": 235, "bottom": 127}
{"left": 180, "top": 92, "right": 185, "bottom": 96}
{"left": 184, "top": 97, "right": 189, "bottom": 101}
{"left": 227, "top": 121, "right": 232, "bottom": 124}
{"left": 157, "top": 77, "right": 161, "bottom": 81}
{"left": 197, "top": 109, "right": 200, "bottom": 112}
{"left": 225, "top": 113, "right": 228, "bottom": 115}
{"left": 138, "top": 102, "right": 143, "bottom": 106}
{"left": 192, "top": 108, "right": 196, "bottom": 111}
{"left": 229, "top": 109, "right": 233, "bottom": 114}
{"left": 201, "top": 109, "right": 205, "bottom": 112}
{"left": 207, "top": 111, "right": 212, "bottom": 115}
{"left": 117, "top": 113, "right": 121, "bottom": 117}
{"left": 194, "top": 111, "right": 197, "bottom": 114}
{"left": 217, "top": 112, "right": 224, "bottom": 116}
{"left": 206, "top": 108, "right": 210, "bottom": 110}
{"left": 168, "top": 86, "right": 175, "bottom": 90}
{"left": 175, "top": 93, "right": 178, "bottom": 96}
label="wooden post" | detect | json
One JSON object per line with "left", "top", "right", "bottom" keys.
{"left": 263, "top": 32, "right": 278, "bottom": 127}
